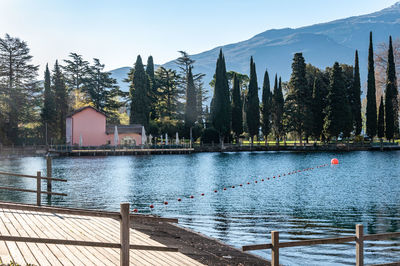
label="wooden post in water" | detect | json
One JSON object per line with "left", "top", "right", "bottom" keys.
{"left": 356, "top": 224, "right": 364, "bottom": 266}
{"left": 120, "top": 202, "right": 130, "bottom": 266}
{"left": 46, "top": 156, "right": 52, "bottom": 193}
{"left": 36, "top": 171, "right": 41, "bottom": 206}
{"left": 271, "top": 231, "right": 279, "bottom": 266}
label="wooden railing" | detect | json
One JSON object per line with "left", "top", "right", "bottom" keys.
{"left": 0, "top": 202, "right": 179, "bottom": 266}
{"left": 0, "top": 169, "right": 67, "bottom": 206}
{"left": 242, "top": 224, "right": 400, "bottom": 266}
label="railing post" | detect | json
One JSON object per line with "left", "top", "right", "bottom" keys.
{"left": 120, "top": 202, "right": 130, "bottom": 266}
{"left": 271, "top": 231, "right": 279, "bottom": 266}
{"left": 46, "top": 156, "right": 52, "bottom": 193}
{"left": 356, "top": 224, "right": 364, "bottom": 266}
{"left": 36, "top": 171, "right": 41, "bottom": 206}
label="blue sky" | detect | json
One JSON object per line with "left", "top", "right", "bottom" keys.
{"left": 0, "top": 0, "right": 398, "bottom": 73}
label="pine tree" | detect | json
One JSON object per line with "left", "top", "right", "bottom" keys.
{"left": 231, "top": 73, "right": 243, "bottom": 142}
{"left": 311, "top": 77, "right": 324, "bottom": 140}
{"left": 53, "top": 60, "right": 68, "bottom": 141}
{"left": 154, "top": 67, "right": 181, "bottom": 119}
{"left": 210, "top": 49, "right": 231, "bottom": 143}
{"left": 0, "top": 34, "right": 40, "bottom": 144}
{"left": 324, "top": 62, "right": 346, "bottom": 140}
{"left": 184, "top": 67, "right": 197, "bottom": 140}
{"left": 130, "top": 55, "right": 150, "bottom": 129}
{"left": 378, "top": 96, "right": 385, "bottom": 139}
{"left": 63, "top": 53, "right": 89, "bottom": 109}
{"left": 352, "top": 50, "right": 362, "bottom": 135}
{"left": 41, "top": 64, "right": 56, "bottom": 143}
{"left": 272, "top": 75, "right": 284, "bottom": 143}
{"left": 261, "top": 70, "right": 271, "bottom": 144}
{"left": 385, "top": 36, "right": 398, "bottom": 141}
{"left": 366, "top": 32, "right": 377, "bottom": 138}
{"left": 81, "top": 59, "right": 126, "bottom": 123}
{"left": 246, "top": 57, "right": 260, "bottom": 143}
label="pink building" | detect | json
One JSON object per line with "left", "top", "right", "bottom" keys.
{"left": 66, "top": 106, "right": 144, "bottom": 146}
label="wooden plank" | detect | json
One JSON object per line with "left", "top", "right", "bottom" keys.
{"left": 0, "top": 202, "right": 178, "bottom": 222}
{"left": 0, "top": 187, "right": 67, "bottom": 196}
{"left": 34, "top": 210, "right": 105, "bottom": 266}
{"left": 364, "top": 232, "right": 400, "bottom": 241}
{"left": 3, "top": 208, "right": 58, "bottom": 266}
{"left": 18, "top": 209, "right": 78, "bottom": 266}
{"left": 0, "top": 171, "right": 67, "bottom": 182}
{"left": 0, "top": 209, "right": 38, "bottom": 265}
{"left": 53, "top": 211, "right": 117, "bottom": 265}
{"left": 242, "top": 243, "right": 272, "bottom": 251}
{"left": 94, "top": 216, "right": 199, "bottom": 266}
{"left": 88, "top": 216, "right": 156, "bottom": 266}
{"left": 9, "top": 208, "right": 64, "bottom": 266}
{"left": 27, "top": 210, "right": 90, "bottom": 265}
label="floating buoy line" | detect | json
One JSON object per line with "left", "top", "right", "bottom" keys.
{"left": 131, "top": 162, "right": 333, "bottom": 213}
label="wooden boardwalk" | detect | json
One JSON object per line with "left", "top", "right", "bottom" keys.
{"left": 0, "top": 208, "right": 204, "bottom": 266}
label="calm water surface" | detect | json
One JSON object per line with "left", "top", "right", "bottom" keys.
{"left": 0, "top": 151, "right": 399, "bottom": 265}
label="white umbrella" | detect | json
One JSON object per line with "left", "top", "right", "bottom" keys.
{"left": 114, "top": 125, "right": 119, "bottom": 146}
{"left": 141, "top": 126, "right": 147, "bottom": 145}
{"left": 165, "top": 133, "right": 168, "bottom": 145}
{"left": 160, "top": 135, "right": 163, "bottom": 145}
{"left": 79, "top": 134, "right": 83, "bottom": 147}
{"left": 176, "top": 132, "right": 179, "bottom": 145}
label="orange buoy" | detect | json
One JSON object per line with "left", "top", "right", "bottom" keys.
{"left": 331, "top": 158, "right": 339, "bottom": 165}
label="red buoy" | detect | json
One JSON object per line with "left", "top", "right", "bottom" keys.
{"left": 133, "top": 209, "right": 138, "bottom": 213}
{"left": 261, "top": 179, "right": 264, "bottom": 181}
{"left": 223, "top": 188, "right": 227, "bottom": 190}
{"left": 247, "top": 182, "right": 250, "bottom": 185}
{"left": 150, "top": 204, "right": 154, "bottom": 208}
{"left": 255, "top": 181, "right": 258, "bottom": 183}
{"left": 331, "top": 158, "right": 339, "bottom": 165}
{"left": 214, "top": 190, "right": 218, "bottom": 193}
{"left": 239, "top": 184, "right": 243, "bottom": 186}
{"left": 201, "top": 193, "right": 205, "bottom": 196}
{"left": 178, "top": 198, "right": 182, "bottom": 201}
{"left": 190, "top": 195, "right": 194, "bottom": 198}
{"left": 164, "top": 201, "right": 168, "bottom": 205}
{"left": 267, "top": 178, "right": 270, "bottom": 180}
{"left": 231, "top": 186, "right": 235, "bottom": 188}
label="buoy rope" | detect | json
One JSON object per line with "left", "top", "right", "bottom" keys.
{"left": 131, "top": 163, "right": 331, "bottom": 213}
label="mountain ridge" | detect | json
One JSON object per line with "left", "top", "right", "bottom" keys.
{"left": 111, "top": 2, "right": 400, "bottom": 101}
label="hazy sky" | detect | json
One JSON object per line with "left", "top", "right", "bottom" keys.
{"left": 0, "top": 0, "right": 398, "bottom": 74}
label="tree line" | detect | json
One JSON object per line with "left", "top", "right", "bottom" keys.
{"left": 208, "top": 32, "right": 398, "bottom": 145}
{"left": 0, "top": 32, "right": 398, "bottom": 145}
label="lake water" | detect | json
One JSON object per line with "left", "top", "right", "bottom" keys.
{"left": 0, "top": 151, "right": 399, "bottom": 265}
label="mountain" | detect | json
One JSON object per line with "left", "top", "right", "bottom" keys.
{"left": 111, "top": 2, "right": 400, "bottom": 101}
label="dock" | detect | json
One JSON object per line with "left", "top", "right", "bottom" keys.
{"left": 0, "top": 205, "right": 203, "bottom": 266}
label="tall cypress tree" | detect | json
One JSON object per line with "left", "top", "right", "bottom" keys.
{"left": 146, "top": 56, "right": 158, "bottom": 120}
{"left": 261, "top": 70, "right": 271, "bottom": 144}
{"left": 231, "top": 73, "right": 243, "bottom": 142}
{"left": 246, "top": 57, "right": 260, "bottom": 143}
{"left": 53, "top": 60, "right": 68, "bottom": 141}
{"left": 184, "top": 66, "right": 197, "bottom": 141}
{"left": 324, "top": 62, "right": 345, "bottom": 140}
{"left": 311, "top": 77, "right": 324, "bottom": 140}
{"left": 385, "top": 36, "right": 398, "bottom": 141}
{"left": 210, "top": 49, "right": 231, "bottom": 143}
{"left": 366, "top": 32, "right": 377, "bottom": 138}
{"left": 41, "top": 64, "right": 56, "bottom": 143}
{"left": 378, "top": 96, "right": 385, "bottom": 139}
{"left": 286, "top": 53, "right": 309, "bottom": 143}
{"left": 272, "top": 75, "right": 284, "bottom": 143}
{"left": 352, "top": 50, "right": 362, "bottom": 136}
{"left": 130, "top": 55, "right": 150, "bottom": 129}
